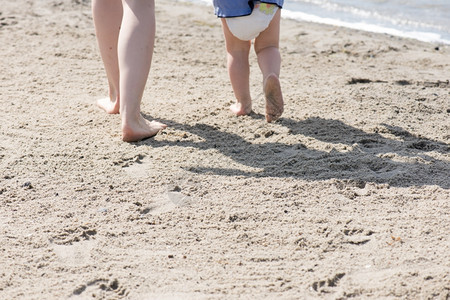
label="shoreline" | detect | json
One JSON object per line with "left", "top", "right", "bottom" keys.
{"left": 178, "top": 0, "right": 450, "bottom": 45}
{"left": 281, "top": 9, "right": 450, "bottom": 46}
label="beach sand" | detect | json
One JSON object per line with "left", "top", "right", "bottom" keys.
{"left": 0, "top": 0, "right": 449, "bottom": 298}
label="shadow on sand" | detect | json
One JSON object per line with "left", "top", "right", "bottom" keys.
{"left": 140, "top": 114, "right": 449, "bottom": 189}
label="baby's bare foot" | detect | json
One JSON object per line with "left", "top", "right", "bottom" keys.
{"left": 264, "top": 74, "right": 283, "bottom": 122}
{"left": 230, "top": 101, "right": 252, "bottom": 116}
{"left": 97, "top": 97, "right": 120, "bottom": 114}
{"left": 122, "top": 115, "right": 167, "bottom": 142}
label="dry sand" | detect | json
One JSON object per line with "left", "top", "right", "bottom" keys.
{"left": 1, "top": 0, "right": 449, "bottom": 298}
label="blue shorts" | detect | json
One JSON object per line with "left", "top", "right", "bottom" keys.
{"left": 213, "top": 0, "right": 284, "bottom": 18}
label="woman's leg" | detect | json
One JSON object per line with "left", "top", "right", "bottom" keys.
{"left": 254, "top": 10, "right": 283, "bottom": 122}
{"left": 118, "top": 0, "right": 166, "bottom": 142}
{"left": 92, "top": 0, "right": 123, "bottom": 114}
{"left": 221, "top": 19, "right": 252, "bottom": 116}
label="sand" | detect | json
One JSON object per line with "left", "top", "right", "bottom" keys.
{"left": 0, "top": 0, "right": 449, "bottom": 298}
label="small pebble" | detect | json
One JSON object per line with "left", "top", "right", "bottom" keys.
{"left": 22, "top": 182, "right": 33, "bottom": 189}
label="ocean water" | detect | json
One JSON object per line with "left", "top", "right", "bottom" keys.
{"left": 184, "top": 0, "right": 450, "bottom": 44}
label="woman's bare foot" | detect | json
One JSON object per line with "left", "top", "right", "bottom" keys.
{"left": 230, "top": 101, "right": 252, "bottom": 116}
{"left": 121, "top": 114, "right": 167, "bottom": 142}
{"left": 97, "top": 97, "right": 120, "bottom": 114}
{"left": 264, "top": 73, "right": 283, "bottom": 122}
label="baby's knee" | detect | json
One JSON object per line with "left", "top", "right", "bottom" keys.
{"left": 254, "top": 44, "right": 279, "bottom": 56}
{"left": 226, "top": 41, "right": 251, "bottom": 54}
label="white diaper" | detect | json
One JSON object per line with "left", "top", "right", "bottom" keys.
{"left": 226, "top": 2, "right": 278, "bottom": 41}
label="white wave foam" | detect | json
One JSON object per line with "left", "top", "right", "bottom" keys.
{"left": 174, "top": 0, "right": 450, "bottom": 44}
{"left": 281, "top": 9, "right": 450, "bottom": 45}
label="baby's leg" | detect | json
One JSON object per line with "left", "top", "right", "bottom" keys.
{"left": 118, "top": 0, "right": 166, "bottom": 142}
{"left": 221, "top": 19, "right": 252, "bottom": 116}
{"left": 255, "top": 10, "right": 283, "bottom": 122}
{"left": 92, "top": 0, "right": 122, "bottom": 114}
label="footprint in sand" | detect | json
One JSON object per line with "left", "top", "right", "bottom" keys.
{"left": 123, "top": 155, "right": 153, "bottom": 178}
{"left": 50, "top": 224, "right": 98, "bottom": 265}
{"left": 71, "top": 278, "right": 128, "bottom": 299}
{"left": 52, "top": 240, "right": 96, "bottom": 266}
{"left": 145, "top": 187, "right": 191, "bottom": 215}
